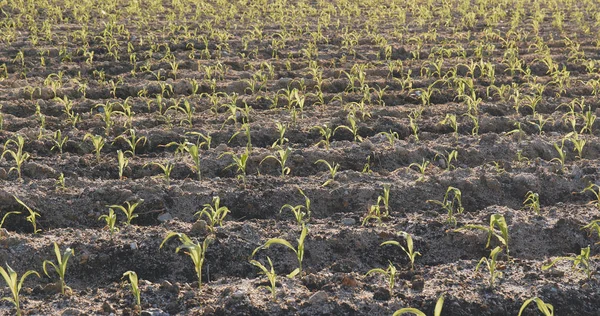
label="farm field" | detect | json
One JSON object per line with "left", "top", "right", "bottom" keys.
{"left": 1, "top": 0, "right": 600, "bottom": 315}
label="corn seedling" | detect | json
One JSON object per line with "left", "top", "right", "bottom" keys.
{"left": 108, "top": 200, "right": 143, "bottom": 226}
{"left": 0, "top": 209, "right": 21, "bottom": 230}
{"left": 476, "top": 246, "right": 503, "bottom": 287}
{"left": 408, "top": 159, "right": 430, "bottom": 182}
{"left": 0, "top": 264, "right": 39, "bottom": 316}
{"left": 362, "top": 204, "right": 386, "bottom": 226}
{"left": 441, "top": 113, "right": 458, "bottom": 138}
{"left": 378, "top": 130, "right": 399, "bottom": 147}
{"left": 249, "top": 257, "right": 277, "bottom": 300}
{"left": 366, "top": 261, "right": 397, "bottom": 293}
{"left": 392, "top": 293, "right": 445, "bottom": 316}
{"left": 542, "top": 246, "right": 592, "bottom": 279}
{"left": 427, "top": 186, "right": 464, "bottom": 225}
{"left": 261, "top": 147, "right": 292, "bottom": 177}
{"left": 144, "top": 161, "right": 174, "bottom": 185}
{"left": 114, "top": 129, "right": 147, "bottom": 158}
{"left": 381, "top": 232, "right": 421, "bottom": 270}
{"left": 195, "top": 196, "right": 230, "bottom": 231}
{"left": 99, "top": 209, "right": 119, "bottom": 236}
{"left": 280, "top": 188, "right": 311, "bottom": 225}
{"left": 456, "top": 214, "right": 510, "bottom": 258}
{"left": 220, "top": 149, "right": 250, "bottom": 185}
{"left": 84, "top": 133, "right": 105, "bottom": 163}
{"left": 311, "top": 124, "right": 333, "bottom": 149}
{"left": 566, "top": 133, "right": 586, "bottom": 159}
{"left": 550, "top": 139, "right": 567, "bottom": 169}
{"left": 122, "top": 271, "right": 141, "bottom": 307}
{"left": 523, "top": 191, "right": 541, "bottom": 215}
{"left": 434, "top": 150, "right": 458, "bottom": 171}
{"left": 272, "top": 122, "right": 289, "bottom": 149}
{"left": 252, "top": 224, "right": 307, "bottom": 278}
{"left": 377, "top": 184, "right": 391, "bottom": 216}
{"left": 315, "top": 159, "right": 339, "bottom": 187}
{"left": 160, "top": 233, "right": 212, "bottom": 288}
{"left": 42, "top": 242, "right": 74, "bottom": 295}
{"left": 518, "top": 297, "right": 554, "bottom": 316}
{"left": 117, "top": 150, "right": 129, "bottom": 180}
{"left": 50, "top": 130, "right": 68, "bottom": 154}
{"left": 1, "top": 135, "right": 30, "bottom": 180}
{"left": 14, "top": 196, "right": 40, "bottom": 234}
{"left": 580, "top": 183, "right": 600, "bottom": 210}
{"left": 334, "top": 115, "right": 363, "bottom": 142}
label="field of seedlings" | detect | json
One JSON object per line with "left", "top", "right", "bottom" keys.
{"left": 2, "top": 0, "right": 600, "bottom": 315}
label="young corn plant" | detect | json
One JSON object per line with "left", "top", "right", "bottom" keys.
{"left": 144, "top": 161, "right": 174, "bottom": 185}
{"left": 523, "top": 191, "right": 541, "bottom": 215}
{"left": 377, "top": 184, "right": 391, "bottom": 216}
{"left": 279, "top": 188, "right": 311, "bottom": 225}
{"left": 220, "top": 149, "right": 250, "bottom": 185}
{"left": 252, "top": 224, "right": 308, "bottom": 278}
{"left": 160, "top": 233, "right": 212, "bottom": 288}
{"left": 550, "top": 139, "right": 566, "bottom": 169}
{"left": 0, "top": 264, "right": 39, "bottom": 316}
{"left": 580, "top": 183, "right": 600, "bottom": 209}
{"left": 50, "top": 130, "right": 68, "bottom": 155}
{"left": 314, "top": 159, "right": 339, "bottom": 187}
{"left": 518, "top": 297, "right": 554, "bottom": 316}
{"left": 334, "top": 115, "right": 363, "bottom": 142}
{"left": 84, "top": 133, "right": 105, "bottom": 163}
{"left": 476, "top": 246, "right": 503, "bottom": 287}
{"left": 456, "top": 214, "right": 510, "bottom": 258}
{"left": 14, "top": 196, "right": 40, "bottom": 234}
{"left": 381, "top": 231, "right": 421, "bottom": 270}
{"left": 249, "top": 256, "right": 278, "bottom": 300}
{"left": 195, "top": 196, "right": 230, "bottom": 231}
{"left": 542, "top": 246, "right": 592, "bottom": 279}
{"left": 435, "top": 150, "right": 458, "bottom": 171}
{"left": 99, "top": 209, "right": 119, "bottom": 236}
{"left": 2, "top": 135, "right": 30, "bottom": 180}
{"left": 311, "top": 124, "right": 333, "bottom": 149}
{"left": 122, "top": 271, "right": 141, "bottom": 308}
{"left": 108, "top": 200, "right": 143, "bottom": 226}
{"left": 392, "top": 293, "right": 445, "bottom": 316}
{"left": 117, "top": 150, "right": 129, "bottom": 180}
{"left": 378, "top": 130, "right": 399, "bottom": 147}
{"left": 366, "top": 261, "right": 397, "bottom": 293}
{"left": 362, "top": 204, "right": 386, "bottom": 226}
{"left": 427, "top": 186, "right": 464, "bottom": 225}
{"left": 272, "top": 122, "right": 289, "bottom": 149}
{"left": 42, "top": 242, "right": 74, "bottom": 295}
{"left": 408, "top": 159, "right": 430, "bottom": 182}
{"left": 260, "top": 147, "right": 291, "bottom": 177}
{"left": 114, "top": 129, "right": 147, "bottom": 158}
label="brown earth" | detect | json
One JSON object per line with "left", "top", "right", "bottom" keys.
{"left": 0, "top": 0, "right": 600, "bottom": 315}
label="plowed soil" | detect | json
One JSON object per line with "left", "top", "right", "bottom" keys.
{"left": 1, "top": 0, "right": 600, "bottom": 315}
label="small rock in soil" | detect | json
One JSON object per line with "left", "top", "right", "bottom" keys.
{"left": 43, "top": 282, "right": 62, "bottom": 295}
{"left": 157, "top": 212, "right": 173, "bottom": 222}
{"left": 0, "top": 168, "right": 7, "bottom": 180}
{"left": 102, "top": 301, "right": 116, "bottom": 314}
{"left": 372, "top": 287, "right": 391, "bottom": 301}
{"left": 411, "top": 275, "right": 425, "bottom": 291}
{"left": 341, "top": 218, "right": 356, "bottom": 226}
{"left": 341, "top": 275, "right": 358, "bottom": 287}
{"left": 160, "top": 280, "right": 179, "bottom": 294}
{"left": 190, "top": 220, "right": 209, "bottom": 234}
{"left": 308, "top": 290, "right": 328, "bottom": 305}
{"left": 141, "top": 308, "right": 169, "bottom": 316}
{"left": 61, "top": 308, "right": 85, "bottom": 316}
{"left": 232, "top": 290, "right": 246, "bottom": 300}
{"left": 23, "top": 161, "right": 58, "bottom": 178}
